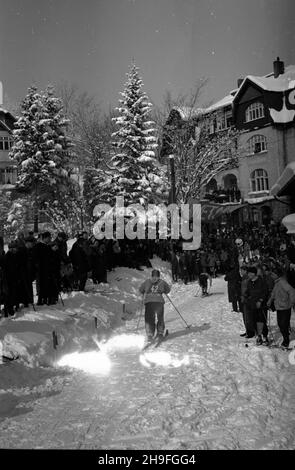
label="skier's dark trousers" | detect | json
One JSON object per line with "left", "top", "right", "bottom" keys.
{"left": 139, "top": 269, "right": 171, "bottom": 341}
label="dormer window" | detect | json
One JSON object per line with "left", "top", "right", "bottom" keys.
{"left": 245, "top": 102, "right": 264, "bottom": 122}
{"left": 247, "top": 135, "right": 267, "bottom": 155}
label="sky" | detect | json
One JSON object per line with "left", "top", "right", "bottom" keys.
{"left": 0, "top": 0, "right": 295, "bottom": 114}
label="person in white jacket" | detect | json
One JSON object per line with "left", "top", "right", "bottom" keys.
{"left": 267, "top": 266, "right": 295, "bottom": 348}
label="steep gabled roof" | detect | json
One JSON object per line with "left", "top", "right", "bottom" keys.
{"left": 233, "top": 65, "right": 295, "bottom": 102}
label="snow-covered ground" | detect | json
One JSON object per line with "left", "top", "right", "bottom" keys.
{"left": 0, "top": 257, "right": 295, "bottom": 450}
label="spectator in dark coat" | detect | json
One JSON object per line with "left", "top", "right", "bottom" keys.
{"left": 224, "top": 264, "right": 242, "bottom": 312}
{"left": 18, "top": 238, "right": 35, "bottom": 306}
{"left": 244, "top": 266, "right": 269, "bottom": 344}
{"left": 2, "top": 241, "right": 29, "bottom": 315}
{"left": 170, "top": 250, "right": 179, "bottom": 282}
{"left": 0, "top": 238, "right": 6, "bottom": 311}
{"left": 54, "top": 232, "right": 68, "bottom": 263}
{"left": 239, "top": 265, "right": 249, "bottom": 336}
{"left": 69, "top": 237, "right": 90, "bottom": 291}
{"left": 179, "top": 252, "right": 189, "bottom": 284}
{"left": 33, "top": 231, "right": 54, "bottom": 305}
{"left": 91, "top": 242, "right": 107, "bottom": 284}
{"left": 287, "top": 236, "right": 295, "bottom": 288}
{"left": 47, "top": 241, "right": 62, "bottom": 304}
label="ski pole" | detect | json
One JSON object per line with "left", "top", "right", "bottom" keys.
{"left": 165, "top": 294, "right": 191, "bottom": 329}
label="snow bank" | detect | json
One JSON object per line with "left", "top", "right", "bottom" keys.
{"left": 0, "top": 258, "right": 168, "bottom": 370}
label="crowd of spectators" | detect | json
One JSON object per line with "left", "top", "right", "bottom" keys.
{"left": 0, "top": 231, "right": 157, "bottom": 318}
{"left": 1, "top": 221, "right": 295, "bottom": 349}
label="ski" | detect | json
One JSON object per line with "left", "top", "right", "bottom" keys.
{"left": 142, "top": 329, "right": 169, "bottom": 351}
{"left": 154, "top": 329, "right": 169, "bottom": 348}
{"left": 268, "top": 344, "right": 295, "bottom": 351}
{"left": 142, "top": 338, "right": 156, "bottom": 351}
{"left": 244, "top": 340, "right": 295, "bottom": 351}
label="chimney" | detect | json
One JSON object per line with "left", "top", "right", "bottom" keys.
{"left": 237, "top": 78, "right": 243, "bottom": 88}
{"left": 0, "top": 81, "right": 3, "bottom": 105}
{"left": 273, "top": 57, "right": 285, "bottom": 78}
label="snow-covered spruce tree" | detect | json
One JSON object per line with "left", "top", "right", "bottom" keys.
{"left": 0, "top": 191, "right": 14, "bottom": 238}
{"left": 9, "top": 85, "right": 75, "bottom": 231}
{"left": 100, "top": 63, "right": 167, "bottom": 206}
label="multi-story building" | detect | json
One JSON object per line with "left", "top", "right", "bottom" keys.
{"left": 0, "top": 92, "right": 17, "bottom": 188}
{"left": 162, "top": 57, "right": 295, "bottom": 226}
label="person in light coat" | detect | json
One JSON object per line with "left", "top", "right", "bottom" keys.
{"left": 267, "top": 266, "right": 295, "bottom": 348}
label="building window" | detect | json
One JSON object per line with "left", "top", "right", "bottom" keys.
{"left": 0, "top": 167, "right": 17, "bottom": 184}
{"left": 247, "top": 135, "right": 267, "bottom": 154}
{"left": 215, "top": 109, "right": 233, "bottom": 132}
{"left": 0, "top": 136, "right": 13, "bottom": 151}
{"left": 245, "top": 102, "right": 264, "bottom": 122}
{"left": 250, "top": 169, "right": 269, "bottom": 192}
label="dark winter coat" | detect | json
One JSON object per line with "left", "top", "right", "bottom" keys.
{"left": 69, "top": 242, "right": 90, "bottom": 274}
{"left": 240, "top": 273, "right": 249, "bottom": 303}
{"left": 16, "top": 247, "right": 34, "bottom": 303}
{"left": 33, "top": 242, "right": 53, "bottom": 275}
{"left": 2, "top": 250, "right": 31, "bottom": 306}
{"left": 54, "top": 238, "right": 68, "bottom": 263}
{"left": 224, "top": 267, "right": 241, "bottom": 303}
{"left": 0, "top": 250, "right": 5, "bottom": 304}
{"left": 287, "top": 244, "right": 295, "bottom": 288}
{"left": 90, "top": 246, "right": 107, "bottom": 283}
{"left": 47, "top": 248, "right": 62, "bottom": 299}
{"left": 244, "top": 276, "right": 268, "bottom": 310}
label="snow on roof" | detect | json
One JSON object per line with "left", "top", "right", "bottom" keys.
{"left": 203, "top": 94, "right": 234, "bottom": 113}
{"left": 270, "top": 161, "right": 295, "bottom": 196}
{"left": 238, "top": 65, "right": 295, "bottom": 93}
{"left": 0, "top": 107, "right": 12, "bottom": 116}
{"left": 173, "top": 106, "right": 203, "bottom": 120}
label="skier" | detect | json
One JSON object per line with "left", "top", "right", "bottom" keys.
{"left": 198, "top": 268, "right": 212, "bottom": 296}
{"left": 139, "top": 269, "right": 171, "bottom": 344}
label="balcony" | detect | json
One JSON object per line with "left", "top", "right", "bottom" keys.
{"left": 203, "top": 186, "right": 242, "bottom": 204}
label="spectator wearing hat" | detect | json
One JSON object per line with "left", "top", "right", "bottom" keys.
{"left": 244, "top": 266, "right": 269, "bottom": 344}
